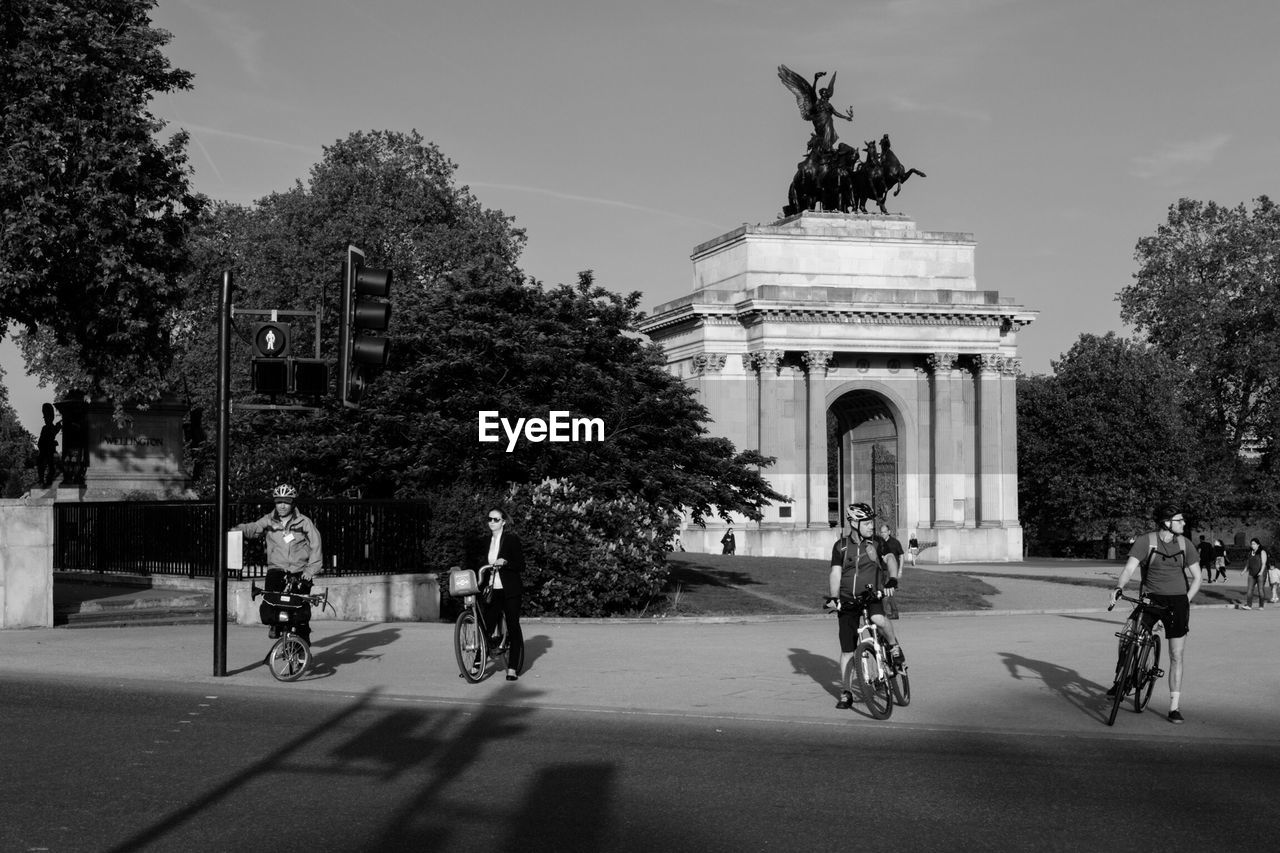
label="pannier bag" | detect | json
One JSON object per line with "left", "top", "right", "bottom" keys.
{"left": 259, "top": 592, "right": 312, "bottom": 628}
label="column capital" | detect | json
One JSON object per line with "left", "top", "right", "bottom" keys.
{"left": 926, "top": 351, "right": 959, "bottom": 374}
{"left": 748, "top": 349, "right": 785, "bottom": 376}
{"left": 692, "top": 352, "right": 728, "bottom": 375}
{"left": 802, "top": 350, "right": 834, "bottom": 376}
{"left": 1000, "top": 356, "right": 1023, "bottom": 376}
{"left": 974, "top": 354, "right": 1004, "bottom": 376}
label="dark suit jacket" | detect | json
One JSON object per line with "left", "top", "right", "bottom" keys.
{"left": 471, "top": 530, "right": 525, "bottom": 595}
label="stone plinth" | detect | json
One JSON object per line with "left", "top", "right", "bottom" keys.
{"left": 692, "top": 212, "right": 975, "bottom": 293}
{"left": 61, "top": 395, "right": 193, "bottom": 500}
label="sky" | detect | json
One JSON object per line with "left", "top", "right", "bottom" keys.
{"left": 5, "top": 0, "right": 1280, "bottom": 437}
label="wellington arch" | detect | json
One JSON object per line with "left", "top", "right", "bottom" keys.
{"left": 638, "top": 212, "right": 1038, "bottom": 562}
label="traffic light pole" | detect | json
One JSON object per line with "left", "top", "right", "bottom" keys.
{"left": 214, "top": 271, "right": 232, "bottom": 677}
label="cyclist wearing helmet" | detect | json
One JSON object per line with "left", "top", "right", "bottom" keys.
{"left": 1110, "top": 502, "right": 1202, "bottom": 723}
{"left": 234, "top": 484, "right": 324, "bottom": 641}
{"left": 829, "top": 502, "right": 904, "bottom": 710}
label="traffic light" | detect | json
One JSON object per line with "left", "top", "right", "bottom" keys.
{"left": 251, "top": 321, "right": 291, "bottom": 394}
{"left": 339, "top": 245, "right": 393, "bottom": 407}
{"left": 292, "top": 358, "right": 329, "bottom": 397}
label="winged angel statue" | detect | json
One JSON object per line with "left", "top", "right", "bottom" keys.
{"left": 777, "top": 64, "right": 854, "bottom": 153}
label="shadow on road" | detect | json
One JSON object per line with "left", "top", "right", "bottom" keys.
{"left": 999, "top": 651, "right": 1109, "bottom": 724}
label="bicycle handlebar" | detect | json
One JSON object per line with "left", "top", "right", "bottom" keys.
{"left": 1108, "top": 591, "right": 1169, "bottom": 614}
{"left": 823, "top": 586, "right": 886, "bottom": 612}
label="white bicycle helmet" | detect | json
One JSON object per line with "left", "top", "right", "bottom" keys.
{"left": 271, "top": 484, "right": 298, "bottom": 502}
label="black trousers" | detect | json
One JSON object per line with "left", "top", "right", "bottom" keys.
{"left": 484, "top": 588, "right": 524, "bottom": 674}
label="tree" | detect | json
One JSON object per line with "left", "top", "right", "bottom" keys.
{"left": 1017, "top": 333, "right": 1201, "bottom": 549}
{"left": 0, "top": 0, "right": 204, "bottom": 406}
{"left": 0, "top": 371, "right": 36, "bottom": 497}
{"left": 175, "top": 130, "right": 782, "bottom": 521}
{"left": 1120, "top": 197, "right": 1280, "bottom": 464}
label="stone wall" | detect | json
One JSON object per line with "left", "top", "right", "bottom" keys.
{"left": 0, "top": 499, "right": 54, "bottom": 628}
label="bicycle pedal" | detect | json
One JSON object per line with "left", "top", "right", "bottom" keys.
{"left": 1151, "top": 668, "right": 1164, "bottom": 679}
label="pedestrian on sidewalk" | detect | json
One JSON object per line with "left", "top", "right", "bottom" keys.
{"left": 1213, "top": 539, "right": 1229, "bottom": 583}
{"left": 1269, "top": 550, "right": 1280, "bottom": 605}
{"left": 1243, "top": 539, "right": 1267, "bottom": 610}
{"left": 907, "top": 533, "right": 919, "bottom": 567}
{"left": 1197, "top": 536, "right": 1216, "bottom": 583}
{"left": 721, "top": 527, "right": 736, "bottom": 555}
{"left": 1109, "top": 503, "right": 1202, "bottom": 724}
{"left": 233, "top": 484, "right": 323, "bottom": 643}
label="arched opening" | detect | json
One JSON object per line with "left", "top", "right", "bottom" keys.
{"left": 827, "top": 390, "right": 899, "bottom": 528}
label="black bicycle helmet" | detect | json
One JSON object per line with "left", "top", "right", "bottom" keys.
{"left": 846, "top": 502, "right": 875, "bottom": 523}
{"left": 1153, "top": 502, "right": 1182, "bottom": 523}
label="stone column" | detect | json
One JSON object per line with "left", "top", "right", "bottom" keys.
{"left": 749, "top": 350, "right": 788, "bottom": 526}
{"left": 1000, "top": 357, "right": 1022, "bottom": 527}
{"left": 975, "top": 354, "right": 1004, "bottom": 527}
{"left": 803, "top": 350, "right": 834, "bottom": 528}
{"left": 927, "top": 352, "right": 960, "bottom": 528}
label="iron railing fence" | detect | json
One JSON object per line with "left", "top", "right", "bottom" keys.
{"left": 55, "top": 500, "right": 433, "bottom": 578}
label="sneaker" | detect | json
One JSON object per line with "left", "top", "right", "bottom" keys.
{"left": 1106, "top": 683, "right": 1118, "bottom": 698}
{"left": 1241, "top": 605, "right": 1252, "bottom": 610}
{"left": 1168, "top": 709, "right": 1185, "bottom": 724}
{"left": 836, "top": 691, "right": 854, "bottom": 710}
{"left": 890, "top": 645, "right": 906, "bottom": 665}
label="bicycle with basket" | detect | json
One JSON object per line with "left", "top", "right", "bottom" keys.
{"left": 447, "top": 565, "right": 508, "bottom": 682}
{"left": 251, "top": 572, "right": 333, "bottom": 682}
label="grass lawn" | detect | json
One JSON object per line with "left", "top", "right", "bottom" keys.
{"left": 657, "top": 552, "right": 1001, "bottom": 616}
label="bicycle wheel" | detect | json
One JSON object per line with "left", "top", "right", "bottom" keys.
{"left": 454, "top": 609, "right": 487, "bottom": 683}
{"left": 268, "top": 635, "right": 311, "bottom": 682}
{"left": 1133, "top": 634, "right": 1162, "bottom": 713}
{"left": 890, "top": 663, "right": 911, "bottom": 707}
{"left": 851, "top": 640, "right": 893, "bottom": 720}
{"left": 1106, "top": 643, "right": 1136, "bottom": 726}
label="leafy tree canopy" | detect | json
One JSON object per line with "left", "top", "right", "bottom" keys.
{"left": 1120, "top": 196, "right": 1280, "bottom": 459}
{"left": 0, "top": 370, "right": 36, "bottom": 497}
{"left": 0, "top": 0, "right": 204, "bottom": 406}
{"left": 1017, "top": 333, "right": 1201, "bottom": 542}
{"left": 176, "top": 130, "right": 784, "bottom": 527}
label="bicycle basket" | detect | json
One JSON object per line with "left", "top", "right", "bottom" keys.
{"left": 449, "top": 569, "right": 479, "bottom": 597}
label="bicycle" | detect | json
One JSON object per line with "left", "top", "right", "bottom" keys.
{"left": 825, "top": 587, "right": 910, "bottom": 720}
{"left": 1104, "top": 592, "right": 1167, "bottom": 726}
{"left": 447, "top": 566, "right": 508, "bottom": 683}
{"left": 251, "top": 576, "right": 333, "bottom": 682}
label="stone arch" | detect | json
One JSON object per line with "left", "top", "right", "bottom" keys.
{"left": 825, "top": 380, "right": 918, "bottom": 536}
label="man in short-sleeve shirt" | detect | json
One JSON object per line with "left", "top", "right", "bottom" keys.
{"left": 1110, "top": 503, "right": 1202, "bottom": 723}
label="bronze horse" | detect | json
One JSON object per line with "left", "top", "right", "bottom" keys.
{"left": 785, "top": 135, "right": 926, "bottom": 216}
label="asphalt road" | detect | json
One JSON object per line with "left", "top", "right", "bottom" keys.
{"left": 1, "top": 673, "right": 1274, "bottom": 852}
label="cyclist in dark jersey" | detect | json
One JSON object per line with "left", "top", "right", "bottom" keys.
{"left": 1109, "top": 503, "right": 1202, "bottom": 724}
{"left": 829, "top": 503, "right": 903, "bottom": 710}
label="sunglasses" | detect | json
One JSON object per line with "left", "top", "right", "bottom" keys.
{"left": 486, "top": 516, "right": 503, "bottom": 523}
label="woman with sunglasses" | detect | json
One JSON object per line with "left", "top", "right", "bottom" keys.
{"left": 474, "top": 508, "right": 525, "bottom": 680}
